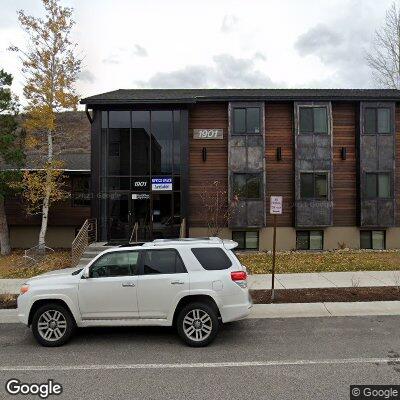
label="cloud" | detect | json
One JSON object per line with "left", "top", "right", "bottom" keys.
{"left": 294, "top": 1, "right": 380, "bottom": 88}
{"left": 221, "top": 14, "right": 238, "bottom": 33}
{"left": 136, "top": 53, "right": 279, "bottom": 88}
{"left": 102, "top": 54, "right": 120, "bottom": 65}
{"left": 132, "top": 44, "right": 148, "bottom": 57}
{"left": 79, "top": 69, "right": 95, "bottom": 83}
{"left": 295, "top": 24, "right": 342, "bottom": 60}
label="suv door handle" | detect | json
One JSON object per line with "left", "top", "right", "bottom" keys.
{"left": 122, "top": 282, "right": 135, "bottom": 287}
{"left": 170, "top": 281, "right": 184, "bottom": 285}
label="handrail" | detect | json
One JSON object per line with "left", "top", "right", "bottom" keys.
{"left": 129, "top": 222, "right": 139, "bottom": 244}
{"left": 71, "top": 218, "right": 97, "bottom": 267}
{"left": 179, "top": 218, "right": 186, "bottom": 238}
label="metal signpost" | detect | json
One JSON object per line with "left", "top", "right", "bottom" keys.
{"left": 269, "top": 196, "right": 283, "bottom": 301}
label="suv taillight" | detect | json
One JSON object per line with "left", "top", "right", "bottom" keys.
{"left": 231, "top": 271, "right": 247, "bottom": 288}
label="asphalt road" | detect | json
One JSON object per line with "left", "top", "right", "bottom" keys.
{"left": 0, "top": 316, "right": 399, "bottom": 400}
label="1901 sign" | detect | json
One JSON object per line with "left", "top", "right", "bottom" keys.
{"left": 193, "top": 129, "right": 223, "bottom": 139}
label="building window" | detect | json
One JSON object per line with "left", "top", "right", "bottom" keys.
{"left": 232, "top": 173, "right": 261, "bottom": 199}
{"left": 360, "top": 230, "right": 385, "bottom": 250}
{"left": 296, "top": 231, "right": 323, "bottom": 250}
{"left": 233, "top": 107, "right": 261, "bottom": 134}
{"left": 364, "top": 108, "right": 391, "bottom": 134}
{"left": 300, "top": 172, "right": 328, "bottom": 199}
{"left": 71, "top": 175, "right": 91, "bottom": 207}
{"left": 365, "top": 173, "right": 391, "bottom": 198}
{"left": 299, "top": 107, "right": 328, "bottom": 134}
{"left": 232, "top": 231, "right": 259, "bottom": 250}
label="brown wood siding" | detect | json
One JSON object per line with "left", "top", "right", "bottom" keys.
{"left": 265, "top": 102, "right": 294, "bottom": 226}
{"left": 5, "top": 175, "right": 90, "bottom": 227}
{"left": 396, "top": 105, "right": 400, "bottom": 226}
{"left": 188, "top": 103, "right": 228, "bottom": 227}
{"left": 332, "top": 102, "right": 357, "bottom": 226}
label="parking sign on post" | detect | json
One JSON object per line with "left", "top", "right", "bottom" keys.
{"left": 270, "top": 196, "right": 282, "bottom": 301}
{"left": 270, "top": 196, "right": 283, "bottom": 215}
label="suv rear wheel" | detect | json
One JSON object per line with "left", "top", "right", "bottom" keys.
{"left": 32, "top": 303, "right": 76, "bottom": 347}
{"left": 176, "top": 302, "right": 219, "bottom": 347}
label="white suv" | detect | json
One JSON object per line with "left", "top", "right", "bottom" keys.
{"left": 18, "top": 238, "right": 252, "bottom": 347}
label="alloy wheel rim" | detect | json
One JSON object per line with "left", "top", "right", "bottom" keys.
{"left": 37, "top": 310, "right": 67, "bottom": 342}
{"left": 183, "top": 309, "right": 212, "bottom": 342}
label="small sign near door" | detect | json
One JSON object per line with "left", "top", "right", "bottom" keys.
{"left": 132, "top": 193, "right": 150, "bottom": 200}
{"left": 151, "top": 177, "right": 172, "bottom": 191}
{"left": 270, "top": 196, "right": 283, "bottom": 215}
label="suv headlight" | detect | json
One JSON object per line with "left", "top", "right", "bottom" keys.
{"left": 20, "top": 284, "right": 29, "bottom": 294}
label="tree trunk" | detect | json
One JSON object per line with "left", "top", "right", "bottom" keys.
{"left": 0, "top": 196, "right": 11, "bottom": 255}
{"left": 38, "top": 181, "right": 50, "bottom": 250}
{"left": 38, "top": 129, "right": 53, "bottom": 250}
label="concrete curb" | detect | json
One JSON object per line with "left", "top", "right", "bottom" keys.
{"left": 2, "top": 301, "right": 400, "bottom": 324}
{"left": 247, "top": 301, "right": 400, "bottom": 319}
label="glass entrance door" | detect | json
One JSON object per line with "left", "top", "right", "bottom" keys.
{"left": 152, "top": 193, "right": 180, "bottom": 239}
{"left": 108, "top": 193, "right": 130, "bottom": 241}
{"left": 131, "top": 196, "right": 151, "bottom": 242}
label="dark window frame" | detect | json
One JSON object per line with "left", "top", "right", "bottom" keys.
{"left": 232, "top": 173, "right": 262, "bottom": 200}
{"left": 360, "top": 230, "right": 386, "bottom": 250}
{"left": 71, "top": 175, "right": 91, "bottom": 207}
{"left": 89, "top": 250, "right": 141, "bottom": 278}
{"left": 232, "top": 231, "right": 259, "bottom": 250}
{"left": 232, "top": 106, "right": 262, "bottom": 135}
{"left": 363, "top": 107, "right": 392, "bottom": 135}
{"left": 298, "top": 106, "right": 329, "bottom": 135}
{"left": 300, "top": 172, "right": 329, "bottom": 200}
{"left": 296, "top": 230, "right": 324, "bottom": 250}
{"left": 139, "top": 248, "right": 187, "bottom": 275}
{"left": 364, "top": 172, "right": 392, "bottom": 199}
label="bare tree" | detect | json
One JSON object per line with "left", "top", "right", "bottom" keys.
{"left": 199, "top": 180, "right": 239, "bottom": 237}
{"left": 366, "top": 1, "right": 400, "bottom": 89}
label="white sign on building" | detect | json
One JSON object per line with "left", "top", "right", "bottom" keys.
{"left": 270, "top": 196, "right": 283, "bottom": 215}
{"left": 151, "top": 177, "right": 172, "bottom": 191}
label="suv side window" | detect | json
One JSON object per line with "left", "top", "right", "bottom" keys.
{"left": 90, "top": 251, "right": 139, "bottom": 278}
{"left": 191, "top": 248, "right": 232, "bottom": 270}
{"left": 142, "top": 249, "right": 186, "bottom": 275}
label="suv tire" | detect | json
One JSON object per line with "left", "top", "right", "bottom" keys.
{"left": 32, "top": 303, "right": 76, "bottom": 347}
{"left": 176, "top": 302, "right": 219, "bottom": 347}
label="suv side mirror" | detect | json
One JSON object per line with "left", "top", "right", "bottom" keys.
{"left": 81, "top": 267, "right": 90, "bottom": 279}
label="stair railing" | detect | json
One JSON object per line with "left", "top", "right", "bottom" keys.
{"left": 179, "top": 218, "right": 186, "bottom": 238}
{"left": 129, "top": 222, "right": 139, "bottom": 244}
{"left": 71, "top": 218, "right": 97, "bottom": 267}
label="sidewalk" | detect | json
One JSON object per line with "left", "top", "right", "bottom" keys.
{"left": 2, "top": 302, "right": 400, "bottom": 323}
{"left": 0, "top": 270, "right": 399, "bottom": 294}
{"left": 248, "top": 270, "right": 400, "bottom": 290}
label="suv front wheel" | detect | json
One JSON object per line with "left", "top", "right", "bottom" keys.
{"left": 32, "top": 303, "right": 76, "bottom": 347}
{"left": 176, "top": 302, "right": 219, "bottom": 347}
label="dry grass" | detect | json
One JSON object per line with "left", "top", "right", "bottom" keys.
{"left": 1, "top": 249, "right": 400, "bottom": 279}
{"left": 237, "top": 250, "right": 400, "bottom": 274}
{"left": 0, "top": 250, "right": 71, "bottom": 279}
{"left": 0, "top": 293, "right": 18, "bottom": 308}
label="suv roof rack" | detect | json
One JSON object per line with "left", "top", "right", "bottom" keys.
{"left": 141, "top": 237, "right": 238, "bottom": 249}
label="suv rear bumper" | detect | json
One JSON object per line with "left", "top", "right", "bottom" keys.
{"left": 220, "top": 300, "right": 252, "bottom": 323}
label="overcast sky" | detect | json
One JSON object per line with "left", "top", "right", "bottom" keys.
{"left": 0, "top": 0, "right": 395, "bottom": 103}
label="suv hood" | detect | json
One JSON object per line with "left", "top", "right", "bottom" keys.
{"left": 27, "top": 266, "right": 82, "bottom": 282}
